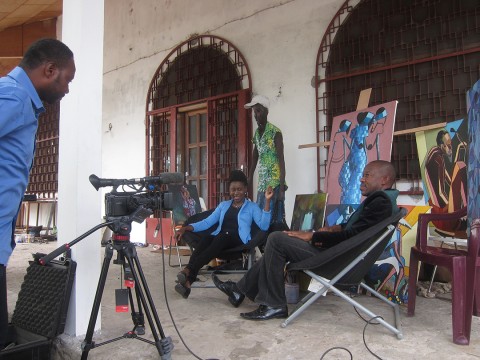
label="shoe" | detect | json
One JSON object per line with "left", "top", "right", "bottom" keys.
{"left": 177, "top": 268, "right": 190, "bottom": 285}
{"left": 177, "top": 272, "right": 187, "bottom": 285}
{"left": 240, "top": 304, "right": 288, "bottom": 321}
{"left": 175, "top": 283, "right": 191, "bottom": 299}
{"left": 212, "top": 273, "right": 245, "bottom": 307}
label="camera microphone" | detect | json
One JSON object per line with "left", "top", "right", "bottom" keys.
{"left": 140, "top": 172, "right": 184, "bottom": 185}
{"left": 89, "top": 172, "right": 184, "bottom": 190}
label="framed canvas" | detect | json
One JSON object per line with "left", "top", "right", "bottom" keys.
{"left": 167, "top": 184, "right": 202, "bottom": 225}
{"left": 324, "top": 203, "right": 361, "bottom": 227}
{"left": 415, "top": 118, "right": 468, "bottom": 236}
{"left": 290, "top": 193, "right": 328, "bottom": 231}
{"left": 365, "top": 205, "right": 430, "bottom": 304}
{"left": 325, "top": 101, "right": 398, "bottom": 205}
{"left": 467, "top": 79, "right": 480, "bottom": 221}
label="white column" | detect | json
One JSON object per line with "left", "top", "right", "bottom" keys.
{"left": 58, "top": 0, "right": 104, "bottom": 336}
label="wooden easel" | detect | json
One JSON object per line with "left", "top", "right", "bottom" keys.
{"left": 298, "top": 88, "right": 446, "bottom": 149}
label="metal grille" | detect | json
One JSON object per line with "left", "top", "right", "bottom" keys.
{"left": 149, "top": 112, "right": 171, "bottom": 176}
{"left": 316, "top": 0, "right": 480, "bottom": 189}
{"left": 208, "top": 95, "right": 240, "bottom": 206}
{"left": 147, "top": 35, "right": 249, "bottom": 111}
{"left": 27, "top": 102, "right": 59, "bottom": 198}
{"left": 146, "top": 35, "right": 251, "bottom": 209}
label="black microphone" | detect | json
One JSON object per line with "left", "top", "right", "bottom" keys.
{"left": 141, "top": 172, "right": 184, "bottom": 185}
{"left": 89, "top": 172, "right": 184, "bottom": 190}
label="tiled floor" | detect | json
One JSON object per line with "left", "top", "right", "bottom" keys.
{"left": 6, "top": 241, "right": 480, "bottom": 359}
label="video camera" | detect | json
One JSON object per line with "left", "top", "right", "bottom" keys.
{"left": 89, "top": 172, "right": 184, "bottom": 221}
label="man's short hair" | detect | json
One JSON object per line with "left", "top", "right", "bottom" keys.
{"left": 370, "top": 160, "right": 396, "bottom": 187}
{"left": 19, "top": 38, "right": 73, "bottom": 70}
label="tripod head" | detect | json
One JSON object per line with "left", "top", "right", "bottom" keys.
{"left": 106, "top": 205, "right": 154, "bottom": 237}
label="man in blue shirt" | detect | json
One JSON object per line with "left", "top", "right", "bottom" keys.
{"left": 0, "top": 38, "right": 75, "bottom": 349}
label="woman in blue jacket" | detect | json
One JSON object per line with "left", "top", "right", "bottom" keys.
{"left": 174, "top": 170, "right": 273, "bottom": 298}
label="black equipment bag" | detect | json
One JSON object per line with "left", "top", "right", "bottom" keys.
{"left": 1, "top": 255, "right": 76, "bottom": 360}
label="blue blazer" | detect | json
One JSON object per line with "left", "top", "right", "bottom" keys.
{"left": 190, "top": 199, "right": 271, "bottom": 244}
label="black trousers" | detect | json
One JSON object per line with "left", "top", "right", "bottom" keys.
{"left": 186, "top": 232, "right": 243, "bottom": 282}
{"left": 237, "top": 231, "right": 322, "bottom": 307}
{"left": 0, "top": 264, "right": 7, "bottom": 349}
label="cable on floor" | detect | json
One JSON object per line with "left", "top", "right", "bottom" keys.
{"left": 319, "top": 347, "right": 353, "bottom": 359}
{"left": 157, "top": 228, "right": 219, "bottom": 360}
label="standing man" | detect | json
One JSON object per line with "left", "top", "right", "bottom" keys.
{"left": 246, "top": 95, "right": 286, "bottom": 225}
{"left": 0, "top": 38, "right": 75, "bottom": 349}
{"left": 213, "top": 160, "right": 398, "bottom": 320}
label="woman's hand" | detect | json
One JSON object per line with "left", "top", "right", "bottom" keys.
{"left": 175, "top": 225, "right": 193, "bottom": 240}
{"left": 265, "top": 186, "right": 274, "bottom": 201}
{"left": 263, "top": 186, "right": 274, "bottom": 211}
{"left": 284, "top": 230, "right": 313, "bottom": 242}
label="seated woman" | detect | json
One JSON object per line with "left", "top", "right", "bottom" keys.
{"left": 174, "top": 170, "right": 273, "bottom": 298}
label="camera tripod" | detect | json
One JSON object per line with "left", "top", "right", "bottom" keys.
{"left": 39, "top": 208, "right": 174, "bottom": 360}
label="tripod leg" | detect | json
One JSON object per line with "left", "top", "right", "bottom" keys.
{"left": 124, "top": 261, "right": 145, "bottom": 335}
{"left": 81, "top": 244, "right": 114, "bottom": 360}
{"left": 124, "top": 244, "right": 174, "bottom": 359}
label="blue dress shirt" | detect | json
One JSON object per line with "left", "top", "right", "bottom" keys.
{"left": 0, "top": 67, "right": 44, "bottom": 265}
{"left": 190, "top": 199, "right": 271, "bottom": 244}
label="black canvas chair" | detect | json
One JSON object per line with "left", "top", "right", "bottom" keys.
{"left": 181, "top": 209, "right": 268, "bottom": 273}
{"left": 282, "top": 208, "right": 406, "bottom": 340}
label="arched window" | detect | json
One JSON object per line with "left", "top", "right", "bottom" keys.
{"left": 146, "top": 35, "right": 252, "bottom": 208}
{"left": 316, "top": 0, "right": 480, "bottom": 192}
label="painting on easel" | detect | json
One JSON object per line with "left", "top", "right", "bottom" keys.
{"left": 167, "top": 184, "right": 202, "bottom": 225}
{"left": 467, "top": 79, "right": 480, "bottom": 221}
{"left": 290, "top": 193, "right": 328, "bottom": 231}
{"left": 325, "top": 101, "right": 398, "bottom": 205}
{"left": 415, "top": 118, "right": 468, "bottom": 236}
{"left": 365, "top": 205, "right": 430, "bottom": 304}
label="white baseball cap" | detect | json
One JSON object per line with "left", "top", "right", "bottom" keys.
{"left": 244, "top": 95, "right": 270, "bottom": 109}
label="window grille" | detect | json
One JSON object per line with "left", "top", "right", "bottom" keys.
{"left": 146, "top": 35, "right": 251, "bottom": 208}
{"left": 316, "top": 0, "right": 480, "bottom": 191}
{"left": 27, "top": 102, "right": 59, "bottom": 198}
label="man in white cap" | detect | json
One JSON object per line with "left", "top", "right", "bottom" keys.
{"left": 245, "top": 95, "right": 286, "bottom": 227}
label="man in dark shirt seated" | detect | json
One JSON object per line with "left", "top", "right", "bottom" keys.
{"left": 213, "top": 160, "right": 398, "bottom": 320}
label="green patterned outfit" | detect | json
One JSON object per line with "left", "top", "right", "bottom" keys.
{"left": 253, "top": 122, "right": 285, "bottom": 222}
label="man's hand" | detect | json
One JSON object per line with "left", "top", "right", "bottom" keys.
{"left": 284, "top": 230, "right": 313, "bottom": 242}
{"left": 316, "top": 224, "right": 342, "bottom": 233}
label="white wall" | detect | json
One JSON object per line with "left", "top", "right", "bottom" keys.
{"left": 102, "top": 0, "right": 345, "bottom": 236}
{"left": 59, "top": 0, "right": 104, "bottom": 336}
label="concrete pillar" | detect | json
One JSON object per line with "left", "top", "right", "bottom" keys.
{"left": 58, "top": 0, "right": 104, "bottom": 336}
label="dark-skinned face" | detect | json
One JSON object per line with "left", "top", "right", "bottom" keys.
{"left": 252, "top": 104, "right": 268, "bottom": 131}
{"left": 38, "top": 58, "right": 76, "bottom": 104}
{"left": 229, "top": 181, "right": 247, "bottom": 203}
{"left": 359, "top": 163, "right": 387, "bottom": 196}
